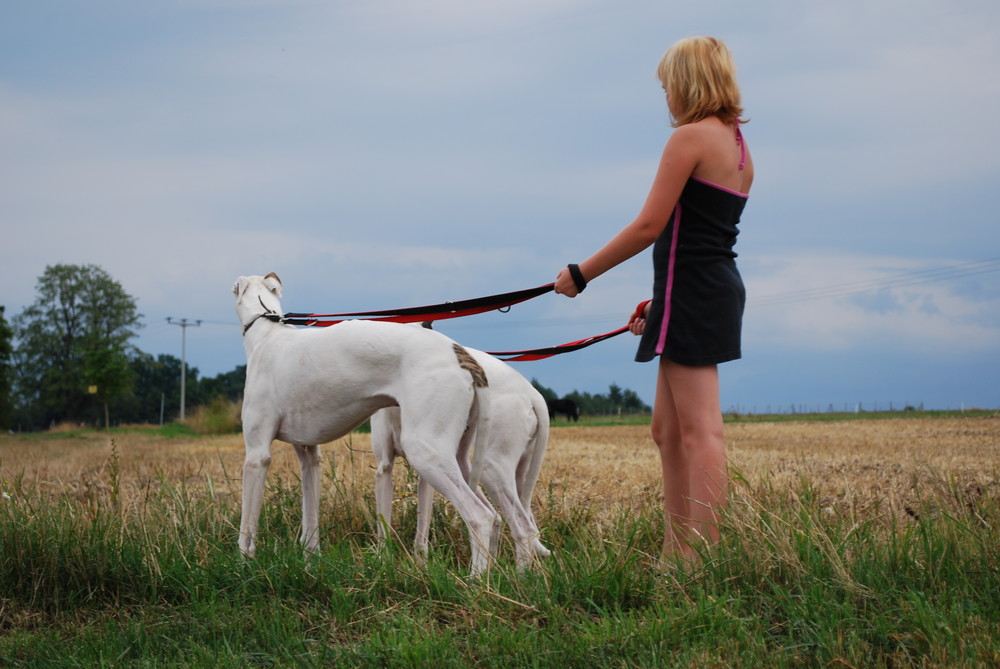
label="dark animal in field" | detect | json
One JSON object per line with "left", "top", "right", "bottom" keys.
{"left": 546, "top": 398, "right": 580, "bottom": 422}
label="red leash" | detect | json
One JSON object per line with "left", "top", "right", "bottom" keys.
{"left": 484, "top": 298, "right": 646, "bottom": 361}
{"left": 287, "top": 285, "right": 642, "bottom": 361}
{"left": 282, "top": 283, "right": 555, "bottom": 326}
{"left": 484, "top": 325, "right": 630, "bottom": 361}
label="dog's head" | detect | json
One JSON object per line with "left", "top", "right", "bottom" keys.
{"left": 233, "top": 272, "right": 284, "bottom": 327}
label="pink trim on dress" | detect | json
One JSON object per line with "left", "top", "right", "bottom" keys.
{"left": 689, "top": 124, "right": 750, "bottom": 197}
{"left": 653, "top": 125, "right": 747, "bottom": 357}
{"left": 691, "top": 176, "right": 749, "bottom": 198}
{"left": 736, "top": 124, "right": 746, "bottom": 170}
{"left": 656, "top": 203, "right": 682, "bottom": 355}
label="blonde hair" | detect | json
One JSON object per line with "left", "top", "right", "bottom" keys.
{"left": 657, "top": 36, "right": 744, "bottom": 127}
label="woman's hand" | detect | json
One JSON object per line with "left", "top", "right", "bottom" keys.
{"left": 554, "top": 266, "right": 581, "bottom": 298}
{"left": 628, "top": 299, "right": 651, "bottom": 335}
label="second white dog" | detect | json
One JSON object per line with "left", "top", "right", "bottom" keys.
{"left": 371, "top": 341, "right": 551, "bottom": 568}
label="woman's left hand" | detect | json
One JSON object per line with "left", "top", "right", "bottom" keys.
{"left": 628, "top": 299, "right": 651, "bottom": 335}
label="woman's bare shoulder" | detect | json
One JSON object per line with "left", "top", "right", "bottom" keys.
{"left": 668, "top": 117, "right": 729, "bottom": 149}
{"left": 684, "top": 116, "right": 733, "bottom": 138}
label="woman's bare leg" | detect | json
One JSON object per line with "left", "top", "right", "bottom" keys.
{"left": 653, "top": 359, "right": 728, "bottom": 559}
{"left": 651, "top": 360, "right": 688, "bottom": 556}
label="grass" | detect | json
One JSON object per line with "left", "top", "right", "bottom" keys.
{"left": 0, "top": 417, "right": 998, "bottom": 666}
{"left": 1, "top": 470, "right": 995, "bottom": 667}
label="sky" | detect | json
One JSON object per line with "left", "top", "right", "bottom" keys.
{"left": 3, "top": 0, "right": 999, "bottom": 414}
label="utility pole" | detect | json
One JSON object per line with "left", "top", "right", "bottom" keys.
{"left": 167, "top": 317, "right": 201, "bottom": 420}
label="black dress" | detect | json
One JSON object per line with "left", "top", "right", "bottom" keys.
{"left": 635, "top": 170, "right": 749, "bottom": 366}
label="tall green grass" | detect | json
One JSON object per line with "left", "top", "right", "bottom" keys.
{"left": 1, "top": 451, "right": 997, "bottom": 667}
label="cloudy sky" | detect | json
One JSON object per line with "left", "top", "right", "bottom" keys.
{"left": 4, "top": 0, "right": 999, "bottom": 413}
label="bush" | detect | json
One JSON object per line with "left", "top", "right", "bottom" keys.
{"left": 183, "top": 396, "right": 241, "bottom": 435}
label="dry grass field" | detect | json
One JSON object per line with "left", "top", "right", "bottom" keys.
{"left": 2, "top": 415, "right": 997, "bottom": 667}
{"left": 3, "top": 415, "right": 996, "bottom": 527}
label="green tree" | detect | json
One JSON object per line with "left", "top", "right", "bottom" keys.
{"left": 199, "top": 365, "right": 246, "bottom": 403}
{"left": 84, "top": 341, "right": 133, "bottom": 429}
{"left": 529, "top": 379, "right": 650, "bottom": 416}
{"left": 620, "top": 387, "right": 648, "bottom": 413}
{"left": 0, "top": 306, "right": 13, "bottom": 429}
{"left": 12, "top": 264, "right": 142, "bottom": 429}
{"left": 608, "top": 383, "right": 624, "bottom": 408}
{"left": 107, "top": 352, "right": 179, "bottom": 425}
{"left": 530, "top": 378, "right": 558, "bottom": 402}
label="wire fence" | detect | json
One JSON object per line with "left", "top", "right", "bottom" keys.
{"left": 723, "top": 401, "right": 996, "bottom": 416}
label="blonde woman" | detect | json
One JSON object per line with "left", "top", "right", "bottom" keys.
{"left": 554, "top": 36, "right": 753, "bottom": 561}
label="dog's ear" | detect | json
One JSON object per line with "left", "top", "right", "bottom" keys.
{"left": 264, "top": 272, "right": 283, "bottom": 298}
{"left": 233, "top": 276, "right": 247, "bottom": 297}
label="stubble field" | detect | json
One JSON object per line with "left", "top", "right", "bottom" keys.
{"left": 1, "top": 414, "right": 997, "bottom": 667}
{"left": 5, "top": 415, "right": 995, "bottom": 526}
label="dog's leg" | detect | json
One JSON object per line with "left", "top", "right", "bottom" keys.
{"left": 370, "top": 409, "right": 398, "bottom": 544}
{"left": 481, "top": 465, "right": 549, "bottom": 569}
{"left": 474, "top": 406, "right": 544, "bottom": 567}
{"left": 414, "top": 476, "right": 433, "bottom": 565}
{"left": 293, "top": 443, "right": 322, "bottom": 554}
{"left": 240, "top": 436, "right": 273, "bottom": 558}
{"left": 456, "top": 422, "right": 502, "bottom": 557}
{"left": 404, "top": 443, "right": 497, "bottom": 577}
{"left": 476, "top": 396, "right": 549, "bottom": 567}
{"left": 515, "top": 449, "right": 552, "bottom": 560}
{"left": 517, "top": 398, "right": 551, "bottom": 559}
{"left": 374, "top": 458, "right": 395, "bottom": 544}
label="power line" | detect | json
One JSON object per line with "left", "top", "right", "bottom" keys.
{"left": 507, "top": 257, "right": 1000, "bottom": 326}
{"left": 153, "top": 258, "right": 995, "bottom": 343}
{"left": 748, "top": 257, "right": 1000, "bottom": 308}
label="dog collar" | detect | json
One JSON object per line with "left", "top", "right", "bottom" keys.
{"left": 242, "top": 312, "right": 284, "bottom": 335}
{"left": 243, "top": 296, "right": 284, "bottom": 335}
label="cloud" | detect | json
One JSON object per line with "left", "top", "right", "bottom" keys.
{"left": 743, "top": 252, "right": 1000, "bottom": 353}
{"left": 746, "top": 2, "right": 1000, "bottom": 195}
{"left": 3, "top": 0, "right": 999, "bottom": 410}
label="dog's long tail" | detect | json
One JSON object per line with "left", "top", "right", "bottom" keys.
{"left": 517, "top": 391, "right": 551, "bottom": 557}
{"left": 451, "top": 343, "right": 492, "bottom": 491}
{"left": 467, "top": 380, "right": 492, "bottom": 492}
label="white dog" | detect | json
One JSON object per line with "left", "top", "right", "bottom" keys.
{"left": 233, "top": 273, "right": 497, "bottom": 575}
{"left": 371, "top": 343, "right": 551, "bottom": 568}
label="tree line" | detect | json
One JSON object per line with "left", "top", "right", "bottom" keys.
{"left": 0, "top": 264, "right": 648, "bottom": 432}
{"left": 0, "top": 265, "right": 244, "bottom": 431}
{"left": 530, "top": 379, "right": 650, "bottom": 417}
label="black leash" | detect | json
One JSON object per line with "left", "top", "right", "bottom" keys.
{"left": 285, "top": 282, "right": 636, "bottom": 361}
{"left": 283, "top": 283, "right": 555, "bottom": 326}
